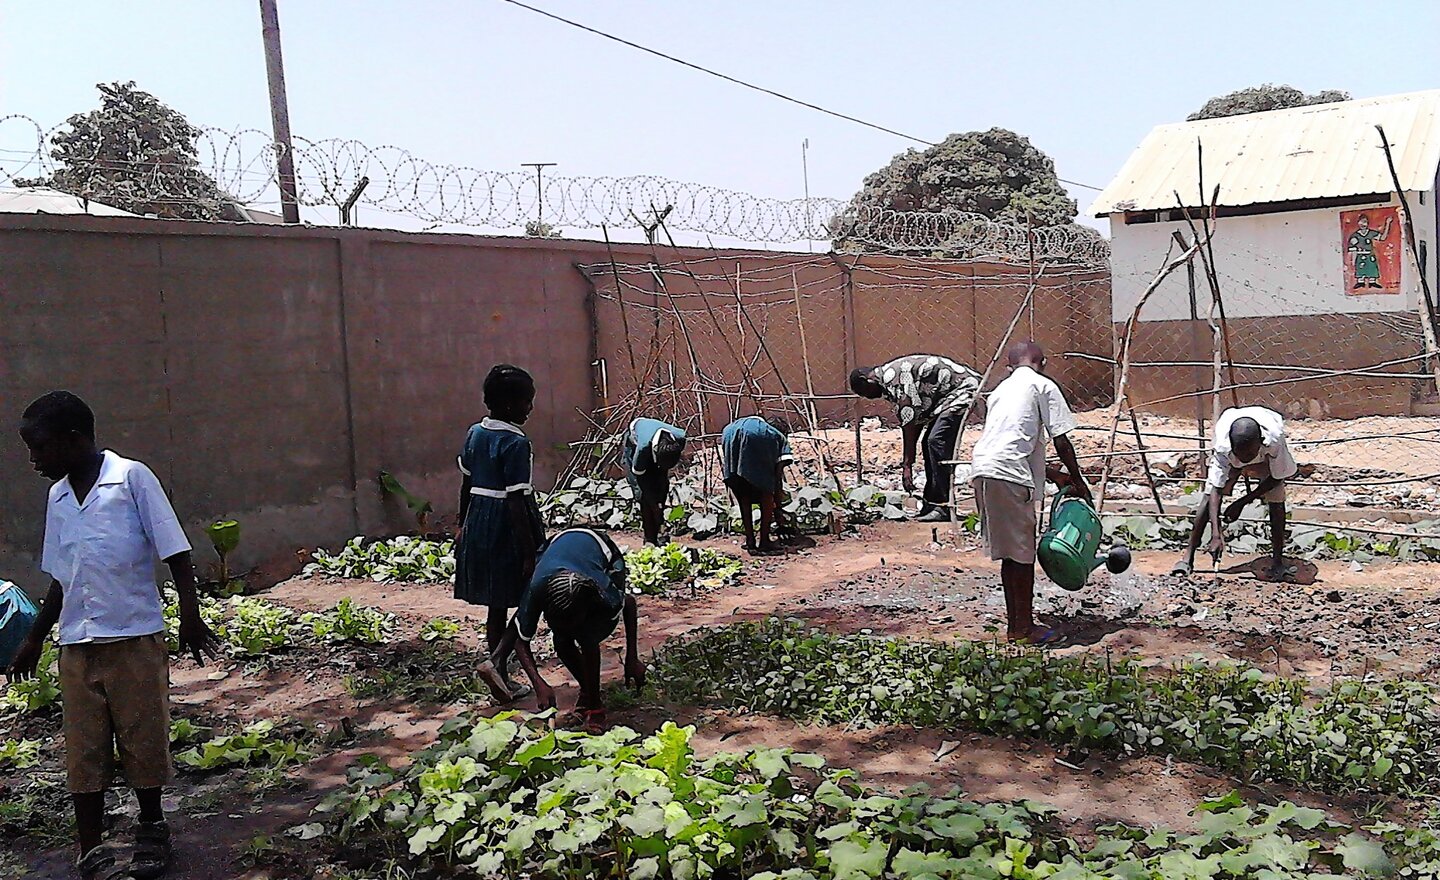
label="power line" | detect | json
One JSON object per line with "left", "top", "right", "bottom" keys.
{"left": 494, "top": 0, "right": 1104, "bottom": 194}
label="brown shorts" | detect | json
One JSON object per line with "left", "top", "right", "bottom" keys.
{"left": 973, "top": 477, "right": 1037, "bottom": 564}
{"left": 1225, "top": 463, "right": 1287, "bottom": 503}
{"left": 60, "top": 634, "right": 173, "bottom": 793}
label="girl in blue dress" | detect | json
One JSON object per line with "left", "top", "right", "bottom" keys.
{"left": 456, "top": 364, "right": 545, "bottom": 695}
{"left": 721, "top": 415, "right": 795, "bottom": 553}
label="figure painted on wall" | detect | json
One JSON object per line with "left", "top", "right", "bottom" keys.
{"left": 1341, "top": 207, "right": 1400, "bottom": 294}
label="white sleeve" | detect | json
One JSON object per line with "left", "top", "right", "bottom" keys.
{"left": 1039, "top": 380, "right": 1078, "bottom": 438}
{"left": 129, "top": 464, "right": 192, "bottom": 561}
{"left": 1205, "top": 452, "right": 1231, "bottom": 493}
{"left": 1267, "top": 439, "right": 1298, "bottom": 482}
{"left": 40, "top": 498, "right": 61, "bottom": 581}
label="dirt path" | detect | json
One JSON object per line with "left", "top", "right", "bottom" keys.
{"left": 8, "top": 521, "right": 1438, "bottom": 878}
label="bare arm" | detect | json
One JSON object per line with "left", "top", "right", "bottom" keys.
{"left": 6, "top": 580, "right": 62, "bottom": 679}
{"left": 622, "top": 594, "right": 645, "bottom": 690}
{"left": 166, "top": 551, "right": 221, "bottom": 665}
{"left": 1052, "top": 435, "right": 1091, "bottom": 504}
{"left": 513, "top": 635, "right": 554, "bottom": 710}
{"left": 899, "top": 422, "right": 924, "bottom": 492}
{"left": 1223, "top": 477, "right": 1282, "bottom": 521}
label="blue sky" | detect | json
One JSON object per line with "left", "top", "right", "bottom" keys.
{"left": 2, "top": 0, "right": 1437, "bottom": 243}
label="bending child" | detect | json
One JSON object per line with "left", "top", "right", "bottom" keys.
{"left": 720, "top": 415, "right": 794, "bottom": 553}
{"left": 455, "top": 364, "right": 546, "bottom": 697}
{"left": 623, "top": 417, "right": 687, "bottom": 545}
{"left": 1173, "top": 405, "right": 1296, "bottom": 580}
{"left": 10, "top": 391, "right": 220, "bottom": 879}
{"left": 479, "top": 527, "right": 644, "bottom": 731}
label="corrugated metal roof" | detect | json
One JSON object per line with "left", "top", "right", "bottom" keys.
{"left": 1091, "top": 90, "right": 1440, "bottom": 216}
{"left": 0, "top": 186, "right": 137, "bottom": 216}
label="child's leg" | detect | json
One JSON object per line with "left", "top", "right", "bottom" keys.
{"left": 105, "top": 636, "right": 174, "bottom": 878}
{"left": 59, "top": 642, "right": 116, "bottom": 857}
{"left": 732, "top": 484, "right": 758, "bottom": 550}
{"left": 73, "top": 792, "right": 105, "bottom": 856}
{"left": 639, "top": 496, "right": 662, "bottom": 546}
{"left": 551, "top": 634, "right": 587, "bottom": 704}
{"left": 758, "top": 491, "right": 777, "bottom": 550}
{"left": 580, "top": 642, "right": 603, "bottom": 711}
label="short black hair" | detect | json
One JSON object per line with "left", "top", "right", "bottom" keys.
{"left": 541, "top": 570, "right": 602, "bottom": 627}
{"left": 766, "top": 414, "right": 792, "bottom": 436}
{"left": 22, "top": 391, "right": 95, "bottom": 439}
{"left": 1229, "top": 416, "right": 1262, "bottom": 447}
{"left": 849, "top": 368, "right": 871, "bottom": 395}
{"left": 653, "top": 431, "right": 686, "bottom": 470}
{"left": 483, "top": 364, "right": 535, "bottom": 412}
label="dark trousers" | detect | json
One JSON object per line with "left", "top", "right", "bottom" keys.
{"left": 922, "top": 408, "right": 964, "bottom": 506}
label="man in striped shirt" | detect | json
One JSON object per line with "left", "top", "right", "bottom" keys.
{"left": 851, "top": 354, "right": 982, "bottom": 521}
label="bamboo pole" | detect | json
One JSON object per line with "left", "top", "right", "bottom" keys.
{"left": 1375, "top": 124, "right": 1440, "bottom": 396}
{"left": 945, "top": 267, "right": 1049, "bottom": 537}
{"left": 1095, "top": 241, "right": 1202, "bottom": 511}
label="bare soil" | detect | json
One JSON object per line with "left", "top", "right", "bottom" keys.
{"left": 7, "top": 520, "right": 1440, "bottom": 879}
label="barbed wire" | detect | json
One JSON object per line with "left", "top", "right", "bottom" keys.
{"left": 0, "top": 115, "right": 1109, "bottom": 265}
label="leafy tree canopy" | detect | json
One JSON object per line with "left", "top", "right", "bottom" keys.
{"left": 17, "top": 81, "right": 241, "bottom": 221}
{"left": 1188, "top": 84, "right": 1350, "bottom": 121}
{"left": 830, "top": 127, "right": 1103, "bottom": 260}
{"left": 841, "top": 128, "right": 1077, "bottom": 227}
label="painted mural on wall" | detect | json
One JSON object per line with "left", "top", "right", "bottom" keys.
{"left": 1340, "top": 206, "right": 1400, "bottom": 294}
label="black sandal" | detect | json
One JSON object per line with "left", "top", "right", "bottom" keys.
{"left": 129, "top": 820, "right": 173, "bottom": 879}
{"left": 76, "top": 845, "right": 127, "bottom": 880}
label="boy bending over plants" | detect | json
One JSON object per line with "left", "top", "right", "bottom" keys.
{"left": 720, "top": 415, "right": 795, "bottom": 553}
{"left": 479, "top": 528, "right": 644, "bottom": 731}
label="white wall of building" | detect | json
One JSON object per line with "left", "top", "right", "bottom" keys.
{"left": 1109, "top": 193, "right": 1438, "bottom": 323}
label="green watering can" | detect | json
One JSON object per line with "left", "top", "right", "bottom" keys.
{"left": 1038, "top": 487, "right": 1132, "bottom": 591}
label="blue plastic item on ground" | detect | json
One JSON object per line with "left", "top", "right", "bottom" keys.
{"left": 0, "top": 581, "right": 39, "bottom": 669}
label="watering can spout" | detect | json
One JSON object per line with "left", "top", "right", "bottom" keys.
{"left": 1093, "top": 545, "right": 1132, "bottom": 575}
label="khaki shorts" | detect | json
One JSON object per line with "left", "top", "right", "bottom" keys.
{"left": 973, "top": 477, "right": 1036, "bottom": 564}
{"left": 1224, "top": 463, "right": 1287, "bottom": 503}
{"left": 60, "top": 634, "right": 173, "bottom": 793}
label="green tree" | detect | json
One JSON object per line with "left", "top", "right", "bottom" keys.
{"left": 1188, "top": 84, "right": 1350, "bottom": 121}
{"left": 830, "top": 127, "right": 1085, "bottom": 257}
{"left": 17, "top": 81, "right": 241, "bottom": 220}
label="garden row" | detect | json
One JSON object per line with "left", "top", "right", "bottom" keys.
{"left": 311, "top": 711, "right": 1436, "bottom": 879}
{"left": 651, "top": 620, "right": 1440, "bottom": 798}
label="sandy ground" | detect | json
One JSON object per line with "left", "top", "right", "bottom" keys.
{"left": 6, "top": 519, "right": 1439, "bottom": 879}
{"left": 791, "top": 412, "right": 1440, "bottom": 513}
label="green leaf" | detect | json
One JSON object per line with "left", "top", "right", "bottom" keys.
{"left": 1336, "top": 832, "right": 1394, "bottom": 875}
{"left": 827, "top": 839, "right": 887, "bottom": 879}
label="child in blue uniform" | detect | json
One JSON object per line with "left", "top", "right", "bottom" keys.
{"left": 456, "top": 365, "right": 546, "bottom": 696}
{"left": 623, "top": 417, "right": 687, "bottom": 545}
{"left": 721, "top": 415, "right": 794, "bottom": 553}
{"left": 479, "top": 528, "right": 644, "bottom": 731}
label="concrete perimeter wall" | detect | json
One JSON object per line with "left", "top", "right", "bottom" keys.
{"left": 0, "top": 215, "right": 1113, "bottom": 589}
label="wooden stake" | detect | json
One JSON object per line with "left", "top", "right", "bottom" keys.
{"left": 1375, "top": 124, "right": 1440, "bottom": 397}
{"left": 1096, "top": 241, "right": 1202, "bottom": 511}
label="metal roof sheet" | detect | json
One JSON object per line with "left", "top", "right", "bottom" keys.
{"left": 0, "top": 186, "right": 137, "bottom": 216}
{"left": 1091, "top": 90, "right": 1440, "bottom": 216}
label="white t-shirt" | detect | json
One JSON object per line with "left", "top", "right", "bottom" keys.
{"left": 1206, "top": 406, "right": 1298, "bottom": 492}
{"left": 970, "top": 366, "right": 1078, "bottom": 489}
{"left": 42, "top": 451, "right": 192, "bottom": 646}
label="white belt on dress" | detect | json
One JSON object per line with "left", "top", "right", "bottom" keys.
{"left": 470, "top": 484, "right": 532, "bottom": 498}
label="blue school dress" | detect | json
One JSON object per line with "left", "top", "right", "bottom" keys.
{"left": 623, "top": 418, "right": 687, "bottom": 498}
{"left": 514, "top": 528, "right": 627, "bottom": 648}
{"left": 455, "top": 418, "right": 545, "bottom": 609}
{"left": 721, "top": 416, "right": 793, "bottom": 493}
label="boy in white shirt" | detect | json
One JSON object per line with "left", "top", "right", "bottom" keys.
{"left": 9, "top": 391, "right": 219, "bottom": 879}
{"left": 1173, "top": 405, "right": 1297, "bottom": 580}
{"left": 969, "top": 343, "right": 1090, "bottom": 644}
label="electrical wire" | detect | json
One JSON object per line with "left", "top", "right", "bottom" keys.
{"left": 495, "top": 0, "right": 1103, "bottom": 192}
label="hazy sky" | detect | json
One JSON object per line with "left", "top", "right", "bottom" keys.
{"left": 2, "top": 0, "right": 1437, "bottom": 244}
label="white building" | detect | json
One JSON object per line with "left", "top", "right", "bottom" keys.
{"left": 1092, "top": 90, "right": 1440, "bottom": 419}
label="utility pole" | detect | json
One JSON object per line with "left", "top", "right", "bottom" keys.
{"left": 802, "top": 139, "right": 812, "bottom": 253}
{"left": 259, "top": 0, "right": 301, "bottom": 224}
{"left": 521, "top": 162, "right": 556, "bottom": 232}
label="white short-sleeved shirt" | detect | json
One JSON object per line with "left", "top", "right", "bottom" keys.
{"left": 969, "top": 366, "right": 1078, "bottom": 490}
{"left": 41, "top": 451, "right": 192, "bottom": 646}
{"left": 1205, "top": 406, "right": 1298, "bottom": 492}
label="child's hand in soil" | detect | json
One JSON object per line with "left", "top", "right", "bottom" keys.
{"left": 624, "top": 653, "right": 646, "bottom": 691}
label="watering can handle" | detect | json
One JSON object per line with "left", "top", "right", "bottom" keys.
{"left": 1049, "top": 483, "right": 1096, "bottom": 522}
